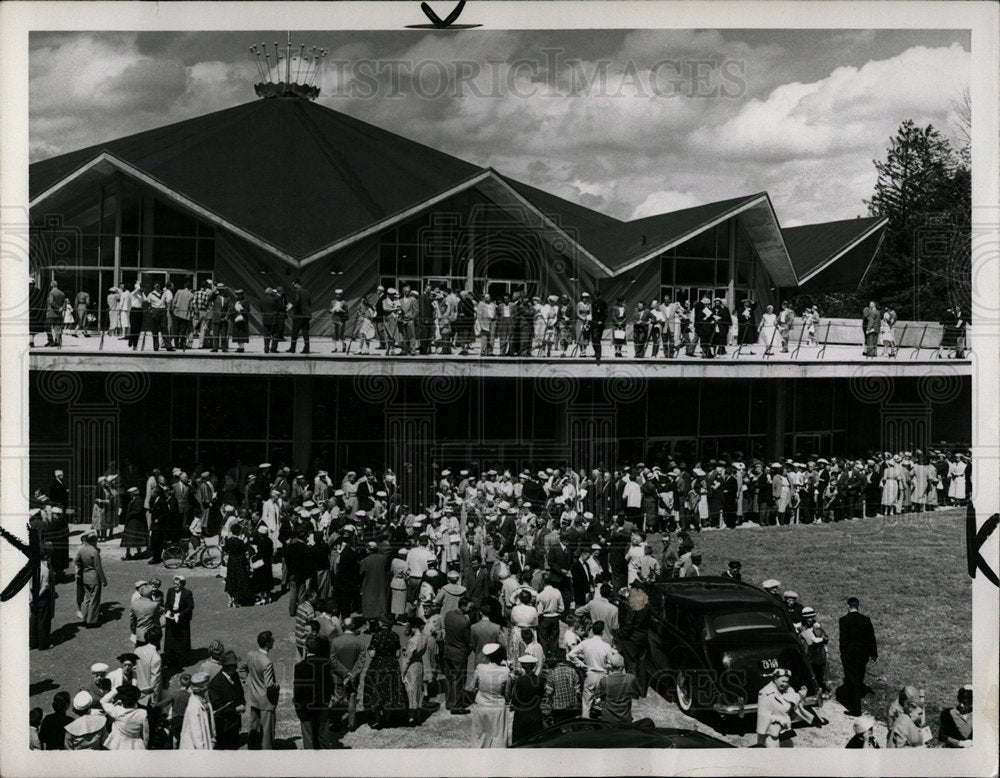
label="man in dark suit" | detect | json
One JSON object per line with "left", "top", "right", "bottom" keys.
{"left": 442, "top": 597, "right": 473, "bottom": 713}
{"left": 589, "top": 290, "right": 608, "bottom": 363}
{"left": 417, "top": 283, "right": 436, "bottom": 354}
{"left": 242, "top": 630, "right": 278, "bottom": 750}
{"left": 694, "top": 295, "right": 715, "bottom": 358}
{"left": 329, "top": 617, "right": 368, "bottom": 731}
{"left": 837, "top": 597, "right": 878, "bottom": 716}
{"left": 47, "top": 469, "right": 69, "bottom": 509}
{"left": 207, "top": 651, "right": 245, "bottom": 749}
{"left": 286, "top": 278, "right": 313, "bottom": 354}
{"left": 284, "top": 528, "right": 314, "bottom": 618}
{"left": 862, "top": 301, "right": 880, "bottom": 357}
{"left": 260, "top": 288, "right": 279, "bottom": 354}
{"left": 508, "top": 542, "right": 534, "bottom": 578}
{"left": 547, "top": 538, "right": 574, "bottom": 611}
{"left": 570, "top": 548, "right": 594, "bottom": 608}
{"left": 464, "top": 557, "right": 491, "bottom": 604}
{"left": 294, "top": 635, "right": 334, "bottom": 749}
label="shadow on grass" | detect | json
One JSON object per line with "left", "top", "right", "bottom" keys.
{"left": 30, "top": 678, "right": 60, "bottom": 696}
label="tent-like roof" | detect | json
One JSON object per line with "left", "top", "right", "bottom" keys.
{"left": 30, "top": 97, "right": 883, "bottom": 289}
{"left": 31, "top": 98, "right": 487, "bottom": 260}
{"left": 782, "top": 216, "right": 888, "bottom": 287}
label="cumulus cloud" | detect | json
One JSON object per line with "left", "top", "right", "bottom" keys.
{"left": 29, "top": 31, "right": 970, "bottom": 226}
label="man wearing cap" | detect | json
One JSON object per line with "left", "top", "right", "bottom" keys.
{"left": 207, "top": 650, "right": 245, "bottom": 749}
{"left": 761, "top": 579, "right": 782, "bottom": 600}
{"left": 84, "top": 663, "right": 111, "bottom": 704}
{"left": 846, "top": 714, "right": 879, "bottom": 748}
{"left": 837, "top": 597, "right": 878, "bottom": 717}
{"left": 179, "top": 672, "right": 215, "bottom": 749}
{"left": 64, "top": 692, "right": 107, "bottom": 750}
{"left": 799, "top": 607, "right": 829, "bottom": 692}
{"left": 783, "top": 591, "right": 804, "bottom": 626}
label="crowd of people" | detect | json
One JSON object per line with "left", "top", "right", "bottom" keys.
{"left": 34, "top": 277, "right": 970, "bottom": 361}
{"left": 26, "top": 444, "right": 974, "bottom": 750}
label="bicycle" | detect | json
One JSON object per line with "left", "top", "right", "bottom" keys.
{"left": 161, "top": 538, "right": 224, "bottom": 570}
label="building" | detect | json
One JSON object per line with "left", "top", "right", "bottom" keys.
{"left": 27, "top": 86, "right": 970, "bottom": 506}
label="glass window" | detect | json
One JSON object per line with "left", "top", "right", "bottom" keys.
{"left": 398, "top": 248, "right": 420, "bottom": 277}
{"left": 674, "top": 228, "right": 717, "bottom": 258}
{"left": 736, "top": 262, "right": 751, "bottom": 286}
{"left": 378, "top": 243, "right": 396, "bottom": 275}
{"left": 152, "top": 236, "right": 197, "bottom": 271}
{"left": 735, "top": 225, "right": 755, "bottom": 264}
{"left": 198, "top": 377, "right": 267, "bottom": 439}
{"left": 674, "top": 257, "right": 714, "bottom": 285}
{"left": 704, "top": 609, "right": 784, "bottom": 637}
{"left": 153, "top": 199, "right": 198, "bottom": 237}
{"left": 172, "top": 376, "right": 199, "bottom": 437}
{"left": 715, "top": 221, "right": 732, "bottom": 258}
{"left": 715, "top": 260, "right": 730, "bottom": 285}
{"left": 660, "top": 256, "right": 674, "bottom": 286}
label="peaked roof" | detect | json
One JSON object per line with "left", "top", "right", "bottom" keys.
{"left": 782, "top": 216, "right": 887, "bottom": 281}
{"left": 30, "top": 97, "right": 881, "bottom": 289}
{"left": 30, "top": 98, "right": 486, "bottom": 259}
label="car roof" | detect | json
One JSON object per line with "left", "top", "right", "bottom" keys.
{"left": 650, "top": 576, "right": 780, "bottom": 608}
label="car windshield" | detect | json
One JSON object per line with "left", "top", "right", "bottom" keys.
{"left": 703, "top": 609, "right": 785, "bottom": 638}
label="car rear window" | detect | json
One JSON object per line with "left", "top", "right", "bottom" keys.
{"left": 704, "top": 609, "right": 785, "bottom": 637}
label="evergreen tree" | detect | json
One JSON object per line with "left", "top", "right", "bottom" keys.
{"left": 859, "top": 120, "right": 970, "bottom": 320}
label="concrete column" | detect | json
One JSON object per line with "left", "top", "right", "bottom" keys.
{"left": 767, "top": 378, "right": 786, "bottom": 461}
{"left": 292, "top": 375, "right": 313, "bottom": 473}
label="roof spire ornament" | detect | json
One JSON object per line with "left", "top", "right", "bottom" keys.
{"left": 250, "top": 33, "right": 326, "bottom": 100}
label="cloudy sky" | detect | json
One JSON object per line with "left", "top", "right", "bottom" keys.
{"left": 30, "top": 29, "right": 969, "bottom": 226}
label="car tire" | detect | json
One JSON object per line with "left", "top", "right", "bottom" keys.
{"left": 675, "top": 671, "right": 694, "bottom": 712}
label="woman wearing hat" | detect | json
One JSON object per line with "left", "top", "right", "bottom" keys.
{"left": 939, "top": 685, "right": 973, "bottom": 747}
{"left": 363, "top": 614, "right": 407, "bottom": 729}
{"left": 120, "top": 486, "right": 148, "bottom": 560}
{"left": 755, "top": 667, "right": 820, "bottom": 747}
{"left": 471, "top": 643, "right": 509, "bottom": 748}
{"left": 880, "top": 455, "right": 904, "bottom": 515}
{"left": 179, "top": 672, "right": 215, "bottom": 749}
{"left": 100, "top": 684, "right": 148, "bottom": 749}
{"left": 402, "top": 617, "right": 429, "bottom": 724}
{"left": 224, "top": 523, "right": 254, "bottom": 607}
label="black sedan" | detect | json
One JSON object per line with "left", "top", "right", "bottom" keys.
{"left": 645, "top": 577, "right": 823, "bottom": 717}
{"left": 512, "top": 718, "right": 734, "bottom": 748}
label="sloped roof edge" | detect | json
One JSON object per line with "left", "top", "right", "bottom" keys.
{"left": 794, "top": 217, "right": 889, "bottom": 285}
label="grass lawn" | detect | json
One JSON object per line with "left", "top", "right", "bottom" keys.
{"left": 690, "top": 507, "right": 972, "bottom": 733}
{"left": 29, "top": 508, "right": 970, "bottom": 748}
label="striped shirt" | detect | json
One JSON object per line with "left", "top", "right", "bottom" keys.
{"left": 294, "top": 601, "right": 316, "bottom": 650}
{"left": 545, "top": 662, "right": 581, "bottom": 710}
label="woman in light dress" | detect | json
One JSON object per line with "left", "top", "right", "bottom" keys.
{"left": 471, "top": 643, "right": 510, "bottom": 748}
{"left": 758, "top": 304, "right": 778, "bottom": 354}
{"left": 911, "top": 455, "right": 940, "bottom": 511}
{"left": 355, "top": 298, "right": 377, "bottom": 354}
{"left": 401, "top": 616, "right": 428, "bottom": 724}
{"left": 341, "top": 471, "right": 359, "bottom": 515}
{"left": 948, "top": 455, "right": 968, "bottom": 504}
{"left": 100, "top": 685, "right": 148, "bottom": 750}
{"left": 880, "top": 309, "right": 897, "bottom": 356}
{"left": 880, "top": 455, "right": 904, "bottom": 514}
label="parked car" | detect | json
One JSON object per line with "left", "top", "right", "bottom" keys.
{"left": 511, "top": 718, "right": 734, "bottom": 748}
{"left": 645, "top": 577, "right": 822, "bottom": 717}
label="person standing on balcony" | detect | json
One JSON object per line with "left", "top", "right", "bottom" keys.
{"left": 589, "top": 290, "right": 608, "bottom": 363}
{"left": 329, "top": 288, "right": 350, "bottom": 353}
{"left": 861, "top": 301, "right": 880, "bottom": 357}
{"left": 286, "top": 278, "right": 313, "bottom": 354}
{"left": 398, "top": 286, "right": 417, "bottom": 355}
{"left": 190, "top": 279, "right": 213, "bottom": 349}
{"left": 576, "top": 292, "right": 592, "bottom": 356}
{"left": 476, "top": 293, "right": 496, "bottom": 356}
{"left": 609, "top": 297, "right": 627, "bottom": 358}
{"left": 557, "top": 294, "right": 574, "bottom": 357}
{"left": 777, "top": 300, "right": 794, "bottom": 353}
{"left": 209, "top": 284, "right": 231, "bottom": 353}
{"left": 737, "top": 298, "right": 758, "bottom": 353}
{"left": 45, "top": 279, "right": 66, "bottom": 347}
{"left": 146, "top": 283, "right": 174, "bottom": 352}
{"left": 631, "top": 302, "right": 649, "bottom": 358}
{"left": 171, "top": 280, "right": 194, "bottom": 350}
{"left": 694, "top": 295, "right": 714, "bottom": 359}
{"left": 74, "top": 288, "right": 91, "bottom": 337}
